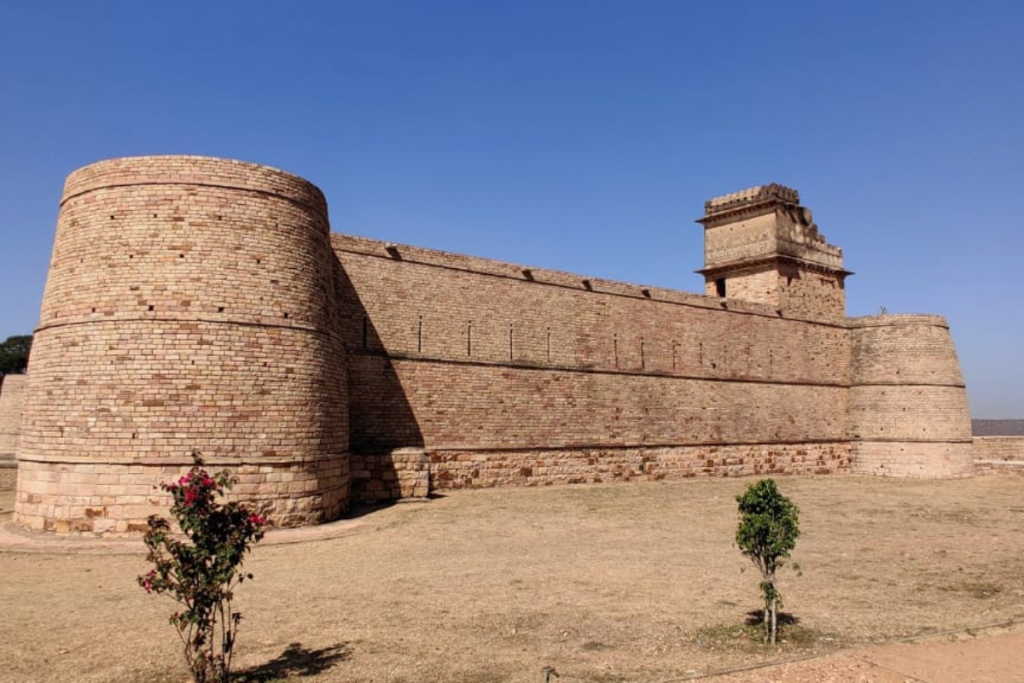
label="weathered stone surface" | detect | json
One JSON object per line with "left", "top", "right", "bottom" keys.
{"left": 9, "top": 157, "right": 974, "bottom": 534}
{"left": 0, "top": 374, "right": 26, "bottom": 457}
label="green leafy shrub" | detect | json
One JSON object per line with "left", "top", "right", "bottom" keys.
{"left": 138, "top": 455, "right": 267, "bottom": 683}
{"left": 735, "top": 478, "right": 800, "bottom": 645}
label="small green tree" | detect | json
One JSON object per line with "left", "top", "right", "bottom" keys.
{"left": 735, "top": 478, "right": 800, "bottom": 645}
{"left": 0, "top": 334, "right": 32, "bottom": 375}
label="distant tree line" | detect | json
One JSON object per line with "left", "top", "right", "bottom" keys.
{"left": 0, "top": 335, "right": 32, "bottom": 376}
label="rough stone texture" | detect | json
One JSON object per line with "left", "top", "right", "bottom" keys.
{"left": 15, "top": 157, "right": 350, "bottom": 534}
{"left": 973, "top": 436, "right": 1024, "bottom": 475}
{"left": 973, "top": 437, "right": 1024, "bottom": 461}
{"left": 849, "top": 315, "right": 973, "bottom": 477}
{"left": 427, "top": 443, "right": 849, "bottom": 490}
{"left": 350, "top": 448, "right": 430, "bottom": 503}
{"left": 697, "top": 184, "right": 849, "bottom": 321}
{"left": 0, "top": 374, "right": 26, "bottom": 456}
{"left": 13, "top": 158, "right": 974, "bottom": 533}
{"left": 0, "top": 457, "right": 16, "bottom": 491}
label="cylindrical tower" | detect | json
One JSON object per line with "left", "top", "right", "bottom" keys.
{"left": 849, "top": 315, "right": 972, "bottom": 477}
{"left": 15, "top": 156, "right": 350, "bottom": 534}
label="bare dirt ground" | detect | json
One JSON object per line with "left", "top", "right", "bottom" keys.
{"left": 2, "top": 474, "right": 1024, "bottom": 683}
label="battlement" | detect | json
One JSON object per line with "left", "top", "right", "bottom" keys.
{"left": 703, "top": 183, "right": 801, "bottom": 217}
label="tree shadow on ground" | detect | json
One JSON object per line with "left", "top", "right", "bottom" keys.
{"left": 235, "top": 642, "right": 351, "bottom": 681}
{"left": 744, "top": 610, "right": 800, "bottom": 627}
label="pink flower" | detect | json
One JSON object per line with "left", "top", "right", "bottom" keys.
{"left": 248, "top": 514, "right": 266, "bottom": 526}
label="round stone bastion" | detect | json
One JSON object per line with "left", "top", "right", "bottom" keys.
{"left": 849, "top": 314, "right": 973, "bottom": 477}
{"left": 14, "top": 156, "right": 350, "bottom": 534}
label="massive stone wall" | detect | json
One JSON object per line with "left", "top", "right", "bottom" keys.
{"left": 11, "top": 157, "right": 975, "bottom": 534}
{"left": 15, "top": 157, "right": 350, "bottom": 533}
{"left": 334, "top": 234, "right": 851, "bottom": 497}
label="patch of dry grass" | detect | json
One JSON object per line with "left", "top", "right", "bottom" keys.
{"left": 2, "top": 475, "right": 1024, "bottom": 682}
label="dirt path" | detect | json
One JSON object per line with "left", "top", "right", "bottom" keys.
{"left": 703, "top": 623, "right": 1024, "bottom": 682}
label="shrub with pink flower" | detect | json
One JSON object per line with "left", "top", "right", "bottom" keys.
{"left": 137, "top": 453, "right": 267, "bottom": 683}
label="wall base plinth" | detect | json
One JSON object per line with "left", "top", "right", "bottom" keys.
{"left": 350, "top": 442, "right": 851, "bottom": 503}
{"left": 850, "top": 441, "right": 974, "bottom": 478}
{"left": 13, "top": 455, "right": 349, "bottom": 536}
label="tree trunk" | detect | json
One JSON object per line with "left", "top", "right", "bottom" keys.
{"left": 762, "top": 600, "right": 769, "bottom": 642}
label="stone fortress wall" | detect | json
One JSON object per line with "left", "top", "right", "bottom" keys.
{"left": 0, "top": 374, "right": 26, "bottom": 489}
{"left": 7, "top": 156, "right": 975, "bottom": 534}
{"left": 0, "top": 374, "right": 25, "bottom": 456}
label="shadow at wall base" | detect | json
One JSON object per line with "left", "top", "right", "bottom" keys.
{"left": 12, "top": 455, "right": 349, "bottom": 536}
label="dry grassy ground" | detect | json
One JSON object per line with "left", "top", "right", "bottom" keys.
{"left": 2, "top": 474, "right": 1024, "bottom": 683}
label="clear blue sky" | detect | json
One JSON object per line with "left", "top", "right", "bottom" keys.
{"left": 1, "top": 1, "right": 1021, "bottom": 417}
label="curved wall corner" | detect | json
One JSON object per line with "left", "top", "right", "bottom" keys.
{"left": 849, "top": 315, "right": 973, "bottom": 477}
{"left": 14, "top": 156, "right": 350, "bottom": 534}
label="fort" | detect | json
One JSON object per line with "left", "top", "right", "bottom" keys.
{"left": 3, "top": 156, "right": 975, "bottom": 535}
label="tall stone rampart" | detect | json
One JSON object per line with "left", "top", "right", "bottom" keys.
{"left": 849, "top": 315, "right": 973, "bottom": 477}
{"left": 334, "top": 234, "right": 852, "bottom": 496}
{"left": 11, "top": 158, "right": 976, "bottom": 533}
{"left": 15, "top": 156, "right": 350, "bottom": 533}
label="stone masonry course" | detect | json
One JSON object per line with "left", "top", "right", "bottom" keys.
{"left": 7, "top": 156, "right": 973, "bottom": 534}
